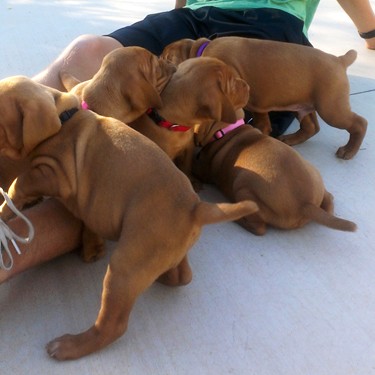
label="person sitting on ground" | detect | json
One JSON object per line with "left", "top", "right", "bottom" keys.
{"left": 1, "top": 0, "right": 375, "bottom": 283}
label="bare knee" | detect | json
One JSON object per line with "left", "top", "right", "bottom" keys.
{"left": 60, "top": 34, "right": 123, "bottom": 81}
{"left": 33, "top": 34, "right": 122, "bottom": 90}
{"left": 70, "top": 35, "right": 122, "bottom": 66}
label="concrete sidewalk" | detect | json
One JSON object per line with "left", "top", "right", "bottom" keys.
{"left": 1, "top": 1, "right": 375, "bottom": 374}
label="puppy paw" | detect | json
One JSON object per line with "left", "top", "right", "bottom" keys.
{"left": 191, "top": 178, "right": 203, "bottom": 192}
{"left": 79, "top": 245, "right": 106, "bottom": 263}
{"left": 336, "top": 145, "right": 356, "bottom": 160}
{"left": 236, "top": 217, "right": 267, "bottom": 235}
{"left": 46, "top": 334, "right": 81, "bottom": 361}
{"left": 80, "top": 227, "right": 106, "bottom": 262}
{"left": 277, "top": 133, "right": 307, "bottom": 146}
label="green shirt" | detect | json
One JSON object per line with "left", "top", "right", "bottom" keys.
{"left": 185, "top": 0, "right": 320, "bottom": 34}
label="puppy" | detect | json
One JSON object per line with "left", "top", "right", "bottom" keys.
{"left": 162, "top": 37, "right": 367, "bottom": 159}
{"left": 60, "top": 46, "right": 176, "bottom": 124}
{"left": 147, "top": 56, "right": 250, "bottom": 179}
{"left": 156, "top": 57, "right": 249, "bottom": 129}
{"left": 193, "top": 122, "right": 357, "bottom": 234}
{"left": 0, "top": 76, "right": 258, "bottom": 360}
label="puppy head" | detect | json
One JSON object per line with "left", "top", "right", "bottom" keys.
{"left": 161, "top": 38, "right": 201, "bottom": 65}
{"left": 159, "top": 57, "right": 249, "bottom": 128}
{"left": 0, "top": 76, "right": 69, "bottom": 159}
{"left": 77, "top": 46, "right": 176, "bottom": 123}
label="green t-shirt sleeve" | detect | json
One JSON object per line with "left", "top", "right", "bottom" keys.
{"left": 185, "top": 0, "right": 320, "bottom": 34}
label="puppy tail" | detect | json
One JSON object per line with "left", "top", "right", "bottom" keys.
{"left": 338, "top": 49, "right": 357, "bottom": 68}
{"left": 194, "top": 200, "right": 259, "bottom": 226}
{"left": 302, "top": 204, "right": 357, "bottom": 232}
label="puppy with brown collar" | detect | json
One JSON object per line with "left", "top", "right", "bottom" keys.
{"left": 162, "top": 37, "right": 367, "bottom": 160}
{"left": 0, "top": 76, "right": 258, "bottom": 360}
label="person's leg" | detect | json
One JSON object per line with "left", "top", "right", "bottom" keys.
{"left": 32, "top": 8, "right": 211, "bottom": 91}
{"left": 33, "top": 35, "right": 123, "bottom": 90}
{"left": 0, "top": 199, "right": 83, "bottom": 283}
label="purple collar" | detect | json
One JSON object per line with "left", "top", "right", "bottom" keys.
{"left": 196, "top": 41, "right": 210, "bottom": 57}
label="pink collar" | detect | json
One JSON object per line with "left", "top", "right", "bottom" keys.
{"left": 209, "top": 119, "right": 245, "bottom": 143}
{"left": 81, "top": 100, "right": 90, "bottom": 110}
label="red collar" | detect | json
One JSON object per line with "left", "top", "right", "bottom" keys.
{"left": 146, "top": 108, "right": 190, "bottom": 132}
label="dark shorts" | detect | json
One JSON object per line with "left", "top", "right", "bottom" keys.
{"left": 107, "top": 7, "right": 311, "bottom": 55}
{"left": 106, "top": 7, "right": 312, "bottom": 136}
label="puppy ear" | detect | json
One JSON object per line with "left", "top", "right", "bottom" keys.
{"left": 1, "top": 89, "right": 62, "bottom": 159}
{"left": 120, "top": 81, "right": 162, "bottom": 116}
{"left": 23, "top": 95, "right": 62, "bottom": 158}
{"left": 217, "top": 72, "right": 250, "bottom": 123}
{"left": 125, "top": 55, "right": 176, "bottom": 112}
{"left": 155, "top": 58, "right": 176, "bottom": 96}
{"left": 138, "top": 56, "right": 176, "bottom": 110}
{"left": 218, "top": 96, "right": 239, "bottom": 124}
{"left": 227, "top": 76, "right": 250, "bottom": 109}
{"left": 162, "top": 39, "right": 197, "bottom": 65}
{"left": 195, "top": 97, "right": 237, "bottom": 125}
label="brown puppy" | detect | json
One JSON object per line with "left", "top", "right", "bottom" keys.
{"left": 0, "top": 76, "right": 258, "bottom": 360}
{"left": 150, "top": 56, "right": 250, "bottom": 178}
{"left": 162, "top": 37, "right": 367, "bottom": 159}
{"left": 60, "top": 46, "right": 176, "bottom": 124}
{"left": 193, "top": 122, "right": 357, "bottom": 234}
{"left": 157, "top": 57, "right": 249, "bottom": 129}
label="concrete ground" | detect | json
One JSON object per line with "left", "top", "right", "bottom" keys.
{"left": 1, "top": 1, "right": 374, "bottom": 374}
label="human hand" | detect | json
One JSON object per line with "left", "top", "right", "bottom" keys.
{"left": 359, "top": 28, "right": 375, "bottom": 49}
{"left": 175, "top": 0, "right": 186, "bottom": 8}
{"left": 365, "top": 36, "right": 375, "bottom": 49}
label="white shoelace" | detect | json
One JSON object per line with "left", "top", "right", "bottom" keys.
{"left": 0, "top": 188, "right": 35, "bottom": 270}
